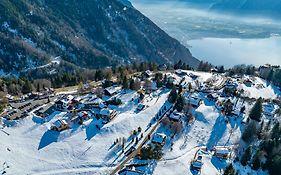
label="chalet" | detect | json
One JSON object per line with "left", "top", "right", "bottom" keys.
{"left": 167, "top": 76, "right": 177, "bottom": 85}
{"left": 78, "top": 111, "right": 90, "bottom": 120}
{"left": 72, "top": 97, "right": 82, "bottom": 104}
{"left": 263, "top": 103, "right": 276, "bottom": 117}
{"left": 136, "top": 103, "right": 145, "bottom": 112}
{"left": 207, "top": 93, "right": 218, "bottom": 102}
{"left": 151, "top": 81, "right": 158, "bottom": 91}
{"left": 143, "top": 70, "right": 152, "bottom": 78}
{"left": 189, "top": 94, "right": 202, "bottom": 108}
{"left": 152, "top": 133, "right": 167, "bottom": 146}
{"left": 168, "top": 112, "right": 184, "bottom": 122}
{"left": 191, "top": 155, "right": 203, "bottom": 171}
{"left": 55, "top": 95, "right": 74, "bottom": 111}
{"left": 51, "top": 119, "right": 69, "bottom": 131}
{"left": 211, "top": 68, "right": 218, "bottom": 73}
{"left": 213, "top": 147, "right": 231, "bottom": 159}
{"left": 175, "top": 69, "right": 187, "bottom": 76}
{"left": 55, "top": 100, "right": 68, "bottom": 111}
{"left": 92, "top": 108, "right": 117, "bottom": 121}
{"left": 189, "top": 73, "right": 199, "bottom": 80}
{"left": 223, "top": 82, "right": 238, "bottom": 96}
{"left": 215, "top": 101, "right": 223, "bottom": 111}
{"left": 85, "top": 97, "right": 105, "bottom": 108}
{"left": 243, "top": 79, "right": 253, "bottom": 87}
{"left": 158, "top": 64, "right": 167, "bottom": 71}
{"left": 118, "top": 168, "right": 143, "bottom": 175}
{"left": 224, "top": 82, "right": 238, "bottom": 90}
{"left": 104, "top": 86, "right": 121, "bottom": 96}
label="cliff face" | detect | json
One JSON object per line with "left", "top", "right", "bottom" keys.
{"left": 0, "top": 0, "right": 199, "bottom": 73}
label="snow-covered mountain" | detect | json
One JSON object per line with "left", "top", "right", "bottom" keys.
{"left": 0, "top": 0, "right": 199, "bottom": 74}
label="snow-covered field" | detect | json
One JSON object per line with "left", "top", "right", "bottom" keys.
{"left": 0, "top": 70, "right": 280, "bottom": 175}
{"left": 0, "top": 89, "right": 170, "bottom": 175}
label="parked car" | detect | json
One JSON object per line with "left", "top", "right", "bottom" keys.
{"left": 124, "top": 146, "right": 136, "bottom": 156}
{"left": 136, "top": 103, "right": 145, "bottom": 112}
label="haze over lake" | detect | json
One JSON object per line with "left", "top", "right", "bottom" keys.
{"left": 131, "top": 0, "right": 281, "bottom": 67}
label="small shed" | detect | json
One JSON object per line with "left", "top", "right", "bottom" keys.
{"left": 168, "top": 112, "right": 184, "bottom": 122}
{"left": 263, "top": 103, "right": 276, "bottom": 117}
{"left": 152, "top": 133, "right": 167, "bottom": 146}
{"left": 214, "top": 147, "right": 231, "bottom": 159}
{"left": 51, "top": 119, "right": 69, "bottom": 131}
{"left": 104, "top": 86, "right": 121, "bottom": 96}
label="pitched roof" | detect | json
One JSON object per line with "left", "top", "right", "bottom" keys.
{"left": 152, "top": 133, "right": 166, "bottom": 144}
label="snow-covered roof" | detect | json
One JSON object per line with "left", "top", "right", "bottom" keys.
{"left": 73, "top": 97, "right": 81, "bottom": 102}
{"left": 100, "top": 108, "right": 113, "bottom": 116}
{"left": 99, "top": 103, "right": 107, "bottom": 109}
{"left": 67, "top": 95, "right": 74, "bottom": 101}
{"left": 105, "top": 86, "right": 121, "bottom": 95}
{"left": 119, "top": 169, "right": 143, "bottom": 175}
{"left": 53, "top": 120, "right": 62, "bottom": 128}
{"left": 137, "top": 104, "right": 144, "bottom": 111}
{"left": 175, "top": 69, "right": 187, "bottom": 76}
{"left": 87, "top": 97, "right": 103, "bottom": 104}
{"left": 151, "top": 81, "right": 157, "bottom": 91}
{"left": 215, "top": 147, "right": 230, "bottom": 155}
{"left": 169, "top": 112, "right": 183, "bottom": 121}
{"left": 263, "top": 103, "right": 276, "bottom": 116}
{"left": 189, "top": 96, "right": 201, "bottom": 106}
{"left": 152, "top": 133, "right": 166, "bottom": 144}
{"left": 144, "top": 70, "right": 152, "bottom": 76}
{"left": 53, "top": 119, "right": 67, "bottom": 128}
{"left": 78, "top": 111, "right": 88, "bottom": 117}
{"left": 192, "top": 160, "right": 203, "bottom": 169}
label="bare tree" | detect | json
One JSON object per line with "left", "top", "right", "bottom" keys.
{"left": 94, "top": 87, "right": 104, "bottom": 98}
{"left": 143, "top": 80, "right": 152, "bottom": 91}
{"left": 171, "top": 122, "right": 183, "bottom": 134}
{"left": 161, "top": 117, "right": 170, "bottom": 126}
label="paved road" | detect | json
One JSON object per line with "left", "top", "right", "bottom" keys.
{"left": 110, "top": 105, "right": 174, "bottom": 175}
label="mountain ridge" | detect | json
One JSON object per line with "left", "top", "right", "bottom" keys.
{"left": 0, "top": 0, "right": 199, "bottom": 74}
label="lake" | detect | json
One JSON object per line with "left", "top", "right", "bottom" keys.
{"left": 131, "top": 0, "right": 281, "bottom": 67}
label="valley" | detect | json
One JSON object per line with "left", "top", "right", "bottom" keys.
{"left": 1, "top": 66, "right": 281, "bottom": 175}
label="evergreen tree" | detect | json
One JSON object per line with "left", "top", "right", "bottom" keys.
{"left": 36, "top": 83, "right": 40, "bottom": 92}
{"left": 178, "top": 85, "right": 183, "bottom": 94}
{"left": 270, "top": 155, "right": 281, "bottom": 175}
{"left": 168, "top": 87, "right": 178, "bottom": 103}
{"left": 22, "top": 80, "right": 32, "bottom": 94}
{"left": 242, "top": 121, "right": 258, "bottom": 142}
{"left": 155, "top": 72, "right": 163, "bottom": 88}
{"left": 252, "top": 151, "right": 261, "bottom": 170}
{"left": 224, "top": 164, "right": 236, "bottom": 175}
{"left": 241, "top": 146, "right": 252, "bottom": 166}
{"left": 267, "top": 69, "right": 274, "bottom": 82}
{"left": 249, "top": 98, "right": 263, "bottom": 122}
{"left": 218, "top": 66, "right": 225, "bottom": 73}
{"left": 188, "top": 83, "right": 192, "bottom": 92}
{"left": 223, "top": 99, "right": 234, "bottom": 116}
{"left": 271, "top": 122, "right": 281, "bottom": 140}
{"left": 122, "top": 76, "right": 129, "bottom": 89}
{"left": 175, "top": 95, "right": 185, "bottom": 112}
{"left": 129, "top": 78, "right": 135, "bottom": 90}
